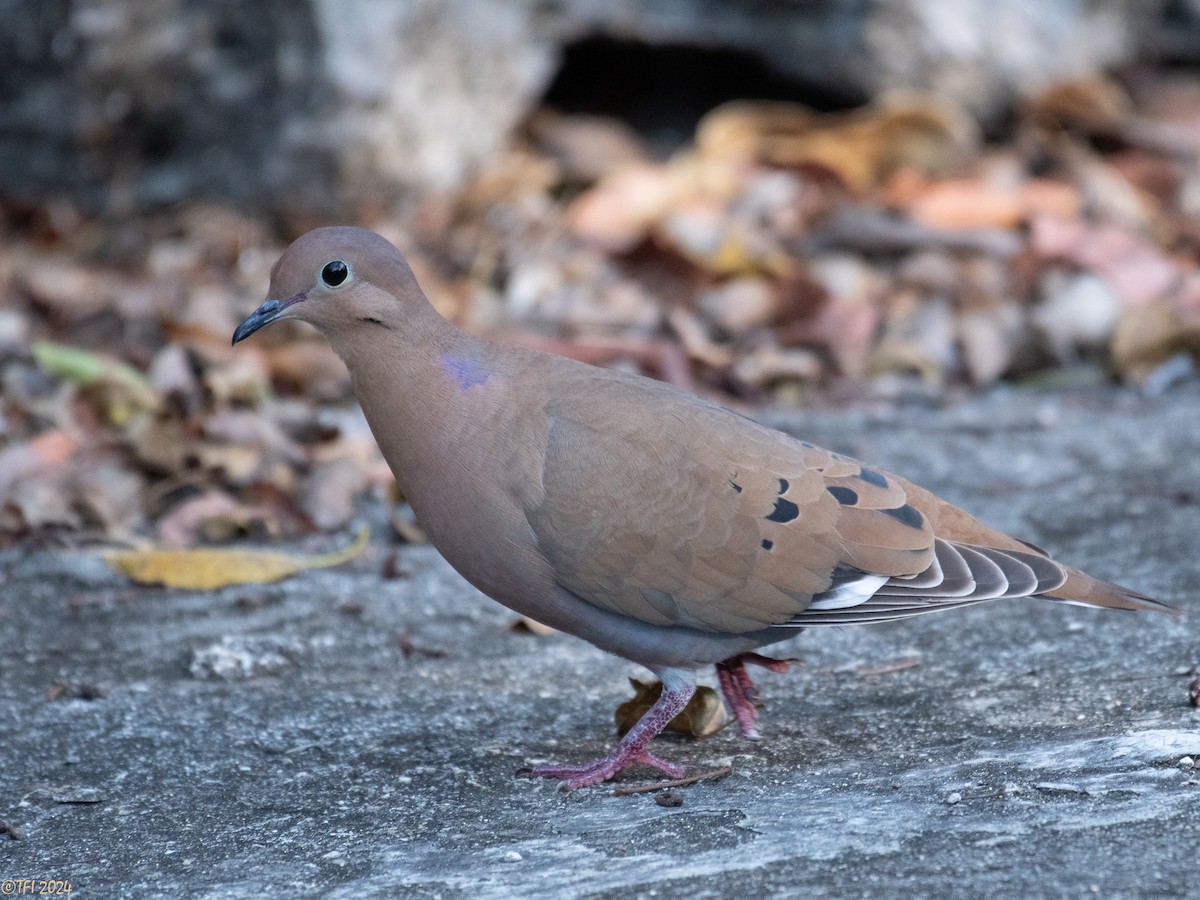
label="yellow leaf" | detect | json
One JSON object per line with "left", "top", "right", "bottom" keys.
{"left": 107, "top": 527, "right": 369, "bottom": 589}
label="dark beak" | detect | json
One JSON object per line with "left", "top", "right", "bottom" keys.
{"left": 231, "top": 293, "right": 305, "bottom": 345}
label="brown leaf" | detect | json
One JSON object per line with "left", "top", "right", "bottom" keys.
{"left": 867, "top": 292, "right": 956, "bottom": 381}
{"left": 615, "top": 678, "right": 728, "bottom": 739}
{"left": 300, "top": 455, "right": 369, "bottom": 531}
{"left": 3, "top": 475, "right": 79, "bottom": 531}
{"left": 0, "top": 430, "right": 79, "bottom": 498}
{"left": 698, "top": 278, "right": 779, "bottom": 335}
{"left": 666, "top": 307, "right": 734, "bottom": 369}
{"left": 1029, "top": 215, "right": 1180, "bottom": 306}
{"left": 14, "top": 256, "right": 117, "bottom": 321}
{"left": 128, "top": 416, "right": 189, "bottom": 473}
{"left": 957, "top": 303, "right": 1021, "bottom": 385}
{"left": 156, "top": 492, "right": 282, "bottom": 547}
{"left": 148, "top": 343, "right": 202, "bottom": 414}
{"left": 202, "top": 408, "right": 306, "bottom": 466}
{"left": 526, "top": 109, "right": 647, "bottom": 182}
{"left": 1025, "top": 76, "right": 1133, "bottom": 135}
{"left": 803, "top": 255, "right": 884, "bottom": 377}
{"left": 659, "top": 203, "right": 793, "bottom": 277}
{"left": 567, "top": 163, "right": 674, "bottom": 252}
{"left": 391, "top": 507, "right": 429, "bottom": 545}
{"left": 74, "top": 461, "right": 143, "bottom": 534}
{"left": 202, "top": 351, "right": 272, "bottom": 407}
{"left": 697, "top": 93, "right": 977, "bottom": 191}
{"left": 733, "top": 344, "right": 823, "bottom": 388}
{"left": 258, "top": 340, "right": 350, "bottom": 398}
{"left": 1111, "top": 272, "right": 1200, "bottom": 381}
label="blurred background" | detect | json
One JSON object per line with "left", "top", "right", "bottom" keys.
{"left": 3, "top": 0, "right": 1200, "bottom": 549}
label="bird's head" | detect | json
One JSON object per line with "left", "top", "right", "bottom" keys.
{"left": 232, "top": 226, "right": 421, "bottom": 345}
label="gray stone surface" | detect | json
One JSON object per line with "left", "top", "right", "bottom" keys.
{"left": 2, "top": 382, "right": 1198, "bottom": 898}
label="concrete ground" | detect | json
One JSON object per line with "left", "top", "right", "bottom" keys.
{"left": 2, "top": 382, "right": 1198, "bottom": 898}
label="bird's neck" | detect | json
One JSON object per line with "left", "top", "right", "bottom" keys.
{"left": 326, "top": 315, "right": 509, "bottom": 493}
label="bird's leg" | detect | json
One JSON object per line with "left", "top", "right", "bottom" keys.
{"left": 528, "top": 669, "right": 696, "bottom": 790}
{"left": 716, "top": 652, "right": 795, "bottom": 739}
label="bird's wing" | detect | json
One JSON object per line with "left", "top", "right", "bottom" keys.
{"left": 523, "top": 375, "right": 1174, "bottom": 632}
{"left": 522, "top": 379, "right": 925, "bottom": 632}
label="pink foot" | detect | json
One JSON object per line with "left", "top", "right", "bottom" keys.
{"left": 529, "top": 749, "right": 686, "bottom": 790}
{"left": 526, "top": 670, "right": 696, "bottom": 790}
{"left": 715, "top": 652, "right": 796, "bottom": 739}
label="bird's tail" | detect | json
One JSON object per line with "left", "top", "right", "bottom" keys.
{"left": 1045, "top": 568, "right": 1180, "bottom": 615}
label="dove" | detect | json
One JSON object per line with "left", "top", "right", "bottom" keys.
{"left": 233, "top": 227, "right": 1177, "bottom": 789}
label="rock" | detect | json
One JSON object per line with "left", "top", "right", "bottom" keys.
{"left": 0, "top": 0, "right": 1186, "bottom": 215}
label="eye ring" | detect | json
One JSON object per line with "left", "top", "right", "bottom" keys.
{"left": 320, "top": 260, "right": 350, "bottom": 288}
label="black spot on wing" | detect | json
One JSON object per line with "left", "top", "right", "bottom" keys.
{"left": 729, "top": 480, "right": 743, "bottom": 493}
{"left": 761, "top": 539, "right": 774, "bottom": 551}
{"left": 766, "top": 497, "right": 800, "bottom": 523}
{"left": 827, "top": 485, "right": 858, "bottom": 505}
{"left": 858, "top": 467, "right": 887, "bottom": 488}
{"left": 881, "top": 503, "right": 925, "bottom": 529}
{"left": 777, "top": 478, "right": 788, "bottom": 494}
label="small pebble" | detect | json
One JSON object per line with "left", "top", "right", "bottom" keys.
{"left": 946, "top": 792, "right": 962, "bottom": 805}
{"left": 1179, "top": 756, "right": 1195, "bottom": 771}
{"left": 51, "top": 787, "right": 106, "bottom": 804}
{"left": 655, "top": 790, "right": 684, "bottom": 808}
{"left": 503, "top": 851, "right": 523, "bottom": 862}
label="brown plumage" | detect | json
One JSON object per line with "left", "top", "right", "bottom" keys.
{"left": 233, "top": 227, "right": 1177, "bottom": 789}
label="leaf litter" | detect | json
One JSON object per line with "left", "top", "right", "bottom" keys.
{"left": 3, "top": 70, "right": 1200, "bottom": 559}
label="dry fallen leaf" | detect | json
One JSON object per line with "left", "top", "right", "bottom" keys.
{"left": 300, "top": 455, "right": 370, "bottom": 531}
{"left": 567, "top": 162, "right": 675, "bottom": 252}
{"left": 908, "top": 178, "right": 1081, "bottom": 231}
{"left": 32, "top": 340, "right": 159, "bottom": 424}
{"left": 697, "top": 277, "right": 779, "bottom": 335}
{"left": 0, "top": 430, "right": 80, "bottom": 498}
{"left": 732, "top": 344, "right": 824, "bottom": 388}
{"left": 697, "top": 92, "right": 976, "bottom": 191}
{"left": 667, "top": 306, "right": 734, "bottom": 369}
{"left": 525, "top": 109, "right": 647, "bottom": 182}
{"left": 956, "top": 302, "right": 1021, "bottom": 385}
{"left": 1029, "top": 214, "right": 1180, "bottom": 306}
{"left": 1033, "top": 271, "right": 1124, "bottom": 361}
{"left": 106, "top": 526, "right": 369, "bottom": 589}
{"left": 1111, "top": 274, "right": 1200, "bottom": 381}
{"left": 615, "top": 678, "right": 728, "bottom": 739}
{"left": 1025, "top": 75, "right": 1133, "bottom": 136}
{"left": 155, "top": 491, "right": 285, "bottom": 547}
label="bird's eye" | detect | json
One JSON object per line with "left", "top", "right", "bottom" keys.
{"left": 321, "top": 260, "right": 350, "bottom": 287}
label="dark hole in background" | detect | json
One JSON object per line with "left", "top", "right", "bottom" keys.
{"left": 1157, "top": 0, "right": 1200, "bottom": 65}
{"left": 540, "top": 35, "right": 868, "bottom": 156}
